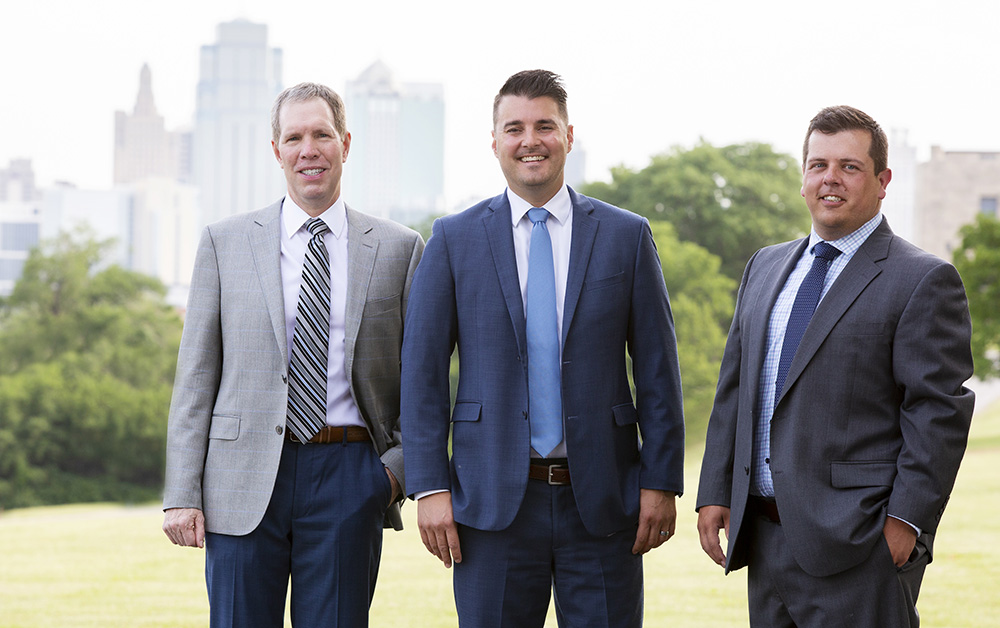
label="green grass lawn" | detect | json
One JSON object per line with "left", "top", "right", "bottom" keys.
{"left": 1, "top": 394, "right": 997, "bottom": 627}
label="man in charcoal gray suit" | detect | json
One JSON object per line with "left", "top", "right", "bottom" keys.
{"left": 697, "top": 105, "right": 975, "bottom": 627}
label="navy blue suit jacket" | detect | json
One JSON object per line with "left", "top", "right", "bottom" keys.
{"left": 402, "top": 188, "right": 685, "bottom": 537}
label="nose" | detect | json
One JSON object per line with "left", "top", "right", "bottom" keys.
{"left": 300, "top": 137, "right": 319, "bottom": 159}
{"left": 521, "top": 128, "right": 540, "bottom": 147}
{"left": 823, "top": 168, "right": 840, "bottom": 185}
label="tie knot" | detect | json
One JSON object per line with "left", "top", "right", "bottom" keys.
{"left": 527, "top": 208, "right": 550, "bottom": 225}
{"left": 812, "top": 241, "right": 841, "bottom": 262}
{"left": 305, "top": 218, "right": 329, "bottom": 237}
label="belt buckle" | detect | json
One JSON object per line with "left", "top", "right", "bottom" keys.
{"left": 547, "top": 464, "right": 565, "bottom": 486}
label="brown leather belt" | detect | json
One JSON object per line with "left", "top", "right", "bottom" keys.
{"left": 286, "top": 425, "right": 371, "bottom": 444}
{"left": 529, "top": 459, "right": 571, "bottom": 485}
{"left": 748, "top": 495, "right": 781, "bottom": 524}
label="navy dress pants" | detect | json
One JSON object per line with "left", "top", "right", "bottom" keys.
{"left": 454, "top": 477, "right": 643, "bottom": 628}
{"left": 205, "top": 437, "right": 392, "bottom": 628}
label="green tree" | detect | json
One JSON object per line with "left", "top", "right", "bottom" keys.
{"left": 953, "top": 214, "right": 1000, "bottom": 379}
{"left": 649, "top": 222, "right": 735, "bottom": 444}
{"left": 0, "top": 231, "right": 183, "bottom": 508}
{"left": 582, "top": 141, "right": 810, "bottom": 281}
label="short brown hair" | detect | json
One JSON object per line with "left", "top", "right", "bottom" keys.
{"left": 493, "top": 70, "right": 568, "bottom": 126}
{"left": 271, "top": 82, "right": 347, "bottom": 143}
{"left": 803, "top": 105, "right": 888, "bottom": 174}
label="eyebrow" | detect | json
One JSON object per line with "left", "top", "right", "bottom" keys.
{"left": 502, "top": 118, "right": 558, "bottom": 129}
{"left": 808, "top": 157, "right": 866, "bottom": 166}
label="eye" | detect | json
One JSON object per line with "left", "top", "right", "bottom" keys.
{"left": 844, "top": 164, "right": 858, "bottom": 171}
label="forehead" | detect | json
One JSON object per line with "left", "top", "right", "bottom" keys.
{"left": 805, "top": 129, "right": 873, "bottom": 163}
{"left": 278, "top": 97, "right": 336, "bottom": 133}
{"left": 495, "top": 95, "right": 565, "bottom": 127}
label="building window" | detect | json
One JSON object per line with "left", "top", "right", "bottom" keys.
{"left": 981, "top": 197, "right": 998, "bottom": 217}
{"left": 1, "top": 222, "right": 40, "bottom": 252}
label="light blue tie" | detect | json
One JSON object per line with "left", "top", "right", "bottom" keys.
{"left": 526, "top": 208, "right": 562, "bottom": 457}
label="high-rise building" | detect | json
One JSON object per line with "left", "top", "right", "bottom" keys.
{"left": 194, "top": 19, "right": 284, "bottom": 226}
{"left": 882, "top": 129, "right": 918, "bottom": 243}
{"left": 114, "top": 64, "right": 187, "bottom": 185}
{"left": 915, "top": 146, "right": 1000, "bottom": 261}
{"left": 0, "top": 160, "right": 42, "bottom": 296}
{"left": 343, "top": 60, "right": 444, "bottom": 226}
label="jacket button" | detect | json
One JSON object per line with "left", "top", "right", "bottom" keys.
{"left": 275, "top": 426, "right": 283, "bottom": 435}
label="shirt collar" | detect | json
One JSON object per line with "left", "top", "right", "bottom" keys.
{"left": 507, "top": 185, "right": 572, "bottom": 227}
{"left": 281, "top": 194, "right": 348, "bottom": 240}
{"left": 808, "top": 212, "right": 883, "bottom": 257}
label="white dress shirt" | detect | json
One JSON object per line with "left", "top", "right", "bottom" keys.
{"left": 508, "top": 185, "right": 573, "bottom": 458}
{"left": 280, "top": 195, "right": 364, "bottom": 429}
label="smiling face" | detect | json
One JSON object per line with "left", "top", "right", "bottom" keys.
{"left": 492, "top": 95, "right": 573, "bottom": 207}
{"left": 801, "top": 129, "right": 892, "bottom": 241}
{"left": 272, "top": 97, "right": 351, "bottom": 216}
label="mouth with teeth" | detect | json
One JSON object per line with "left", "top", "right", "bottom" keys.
{"left": 520, "top": 155, "right": 546, "bottom": 162}
{"left": 300, "top": 168, "right": 325, "bottom": 176}
{"left": 822, "top": 195, "right": 845, "bottom": 202}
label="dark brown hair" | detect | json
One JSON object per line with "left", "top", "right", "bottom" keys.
{"left": 803, "top": 105, "right": 888, "bottom": 174}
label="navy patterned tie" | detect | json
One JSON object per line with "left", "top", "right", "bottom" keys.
{"left": 774, "top": 241, "right": 842, "bottom": 405}
{"left": 526, "top": 208, "right": 562, "bottom": 457}
{"left": 286, "top": 218, "right": 331, "bottom": 443}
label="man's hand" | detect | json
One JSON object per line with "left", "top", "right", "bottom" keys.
{"left": 883, "top": 516, "right": 918, "bottom": 567}
{"left": 163, "top": 508, "right": 205, "bottom": 548}
{"left": 417, "top": 492, "right": 462, "bottom": 568}
{"left": 632, "top": 489, "right": 676, "bottom": 555}
{"left": 697, "top": 504, "right": 730, "bottom": 568}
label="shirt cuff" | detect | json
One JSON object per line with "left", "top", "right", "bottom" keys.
{"left": 888, "top": 514, "right": 921, "bottom": 537}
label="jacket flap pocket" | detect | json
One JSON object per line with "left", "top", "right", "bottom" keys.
{"left": 830, "top": 461, "right": 897, "bottom": 488}
{"left": 209, "top": 415, "right": 241, "bottom": 440}
{"left": 585, "top": 271, "right": 625, "bottom": 291}
{"left": 451, "top": 402, "right": 482, "bottom": 422}
{"left": 612, "top": 403, "right": 638, "bottom": 426}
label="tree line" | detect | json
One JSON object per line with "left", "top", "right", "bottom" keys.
{"left": 2, "top": 142, "right": 996, "bottom": 510}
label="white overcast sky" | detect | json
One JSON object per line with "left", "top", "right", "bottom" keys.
{"left": 2, "top": 0, "right": 998, "bottom": 209}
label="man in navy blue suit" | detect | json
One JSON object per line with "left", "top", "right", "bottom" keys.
{"left": 401, "top": 69, "right": 685, "bottom": 627}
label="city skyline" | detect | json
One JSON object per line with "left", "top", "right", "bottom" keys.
{"left": 3, "top": 1, "right": 999, "bottom": 211}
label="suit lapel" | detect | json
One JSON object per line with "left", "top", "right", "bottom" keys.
{"left": 562, "top": 190, "right": 598, "bottom": 347}
{"left": 747, "top": 239, "right": 808, "bottom": 400}
{"left": 483, "top": 193, "right": 527, "bottom": 355}
{"left": 779, "top": 220, "right": 892, "bottom": 402}
{"left": 249, "top": 201, "right": 288, "bottom": 367}
{"left": 345, "top": 206, "right": 378, "bottom": 378}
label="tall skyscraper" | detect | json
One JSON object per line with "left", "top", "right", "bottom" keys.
{"left": 343, "top": 60, "right": 444, "bottom": 225}
{"left": 0, "top": 159, "right": 41, "bottom": 296}
{"left": 194, "top": 19, "right": 284, "bottom": 226}
{"left": 114, "top": 64, "right": 187, "bottom": 185}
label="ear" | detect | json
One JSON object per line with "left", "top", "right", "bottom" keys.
{"left": 566, "top": 124, "right": 574, "bottom": 154}
{"left": 491, "top": 129, "right": 498, "bottom": 158}
{"left": 342, "top": 132, "right": 352, "bottom": 162}
{"left": 272, "top": 140, "right": 281, "bottom": 165}
{"left": 877, "top": 168, "right": 892, "bottom": 200}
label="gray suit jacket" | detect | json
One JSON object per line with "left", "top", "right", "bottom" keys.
{"left": 696, "top": 218, "right": 975, "bottom": 577}
{"left": 163, "top": 199, "right": 424, "bottom": 534}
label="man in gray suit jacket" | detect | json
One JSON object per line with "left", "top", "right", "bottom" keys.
{"left": 696, "top": 106, "right": 975, "bottom": 627}
{"left": 162, "top": 83, "right": 423, "bottom": 627}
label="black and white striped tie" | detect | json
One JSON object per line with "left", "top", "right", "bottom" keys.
{"left": 286, "top": 217, "right": 331, "bottom": 443}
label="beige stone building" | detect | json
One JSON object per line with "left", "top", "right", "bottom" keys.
{"left": 915, "top": 146, "right": 1000, "bottom": 262}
